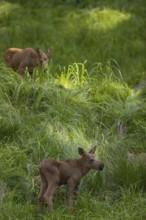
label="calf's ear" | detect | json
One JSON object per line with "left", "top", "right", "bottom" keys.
{"left": 89, "top": 146, "right": 96, "bottom": 154}
{"left": 36, "top": 47, "right": 43, "bottom": 59}
{"left": 36, "top": 47, "right": 41, "bottom": 55}
{"left": 78, "top": 147, "right": 86, "bottom": 156}
{"left": 47, "top": 47, "right": 53, "bottom": 56}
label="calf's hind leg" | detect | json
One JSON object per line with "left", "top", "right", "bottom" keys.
{"left": 44, "top": 182, "right": 58, "bottom": 211}
{"left": 38, "top": 174, "right": 48, "bottom": 208}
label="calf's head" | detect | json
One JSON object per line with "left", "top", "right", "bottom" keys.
{"left": 78, "top": 146, "right": 104, "bottom": 171}
{"left": 36, "top": 47, "right": 52, "bottom": 68}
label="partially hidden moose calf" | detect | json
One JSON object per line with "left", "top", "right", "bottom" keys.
{"left": 38, "top": 146, "right": 104, "bottom": 210}
{"left": 3, "top": 47, "right": 52, "bottom": 78}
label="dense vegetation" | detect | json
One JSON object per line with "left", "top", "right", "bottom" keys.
{"left": 0, "top": 0, "right": 146, "bottom": 219}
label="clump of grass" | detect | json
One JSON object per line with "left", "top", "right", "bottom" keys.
{"left": 55, "top": 62, "right": 89, "bottom": 89}
{"left": 0, "top": 102, "right": 21, "bottom": 138}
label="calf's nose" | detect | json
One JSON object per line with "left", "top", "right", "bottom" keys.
{"left": 99, "top": 163, "right": 104, "bottom": 171}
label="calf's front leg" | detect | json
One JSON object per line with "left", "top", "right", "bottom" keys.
{"left": 67, "top": 179, "right": 77, "bottom": 206}
{"left": 74, "top": 182, "right": 80, "bottom": 198}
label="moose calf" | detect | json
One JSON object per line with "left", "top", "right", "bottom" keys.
{"left": 3, "top": 47, "right": 52, "bottom": 78}
{"left": 38, "top": 146, "right": 104, "bottom": 210}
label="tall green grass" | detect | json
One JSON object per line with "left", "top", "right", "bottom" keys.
{"left": 0, "top": 60, "right": 146, "bottom": 219}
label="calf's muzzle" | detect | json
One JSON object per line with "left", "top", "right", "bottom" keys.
{"left": 99, "top": 163, "right": 104, "bottom": 171}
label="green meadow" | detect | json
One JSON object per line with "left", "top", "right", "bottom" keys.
{"left": 0, "top": 0, "right": 146, "bottom": 219}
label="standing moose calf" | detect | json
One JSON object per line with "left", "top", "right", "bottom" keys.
{"left": 3, "top": 47, "right": 52, "bottom": 78}
{"left": 38, "top": 146, "right": 104, "bottom": 210}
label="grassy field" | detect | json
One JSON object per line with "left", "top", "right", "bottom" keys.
{"left": 0, "top": 0, "right": 146, "bottom": 219}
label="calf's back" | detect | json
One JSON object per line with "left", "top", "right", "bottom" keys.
{"left": 39, "top": 159, "right": 82, "bottom": 185}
